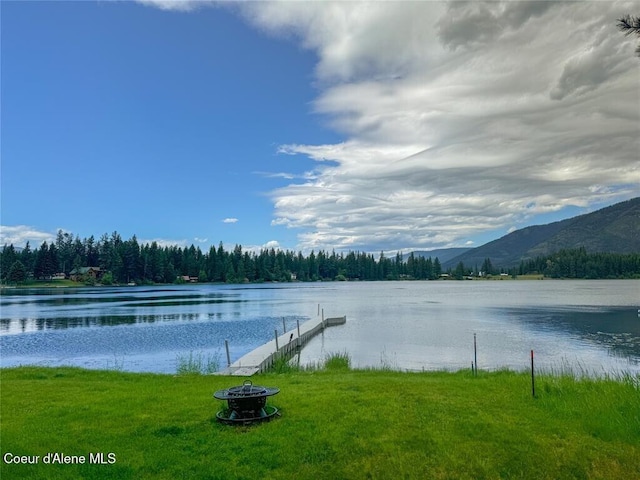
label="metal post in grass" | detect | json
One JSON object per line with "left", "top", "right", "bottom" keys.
{"left": 474, "top": 333, "right": 478, "bottom": 376}
{"left": 275, "top": 330, "right": 279, "bottom": 352}
{"left": 531, "top": 350, "right": 536, "bottom": 397}
{"left": 225, "top": 339, "right": 231, "bottom": 367}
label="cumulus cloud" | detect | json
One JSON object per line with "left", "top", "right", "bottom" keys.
{"left": 0, "top": 225, "right": 55, "bottom": 248}
{"left": 138, "top": 238, "right": 190, "bottom": 248}
{"left": 262, "top": 240, "right": 281, "bottom": 250}
{"left": 222, "top": 218, "right": 239, "bottom": 224}
{"left": 240, "top": 240, "right": 282, "bottom": 255}
{"left": 144, "top": 1, "right": 640, "bottom": 252}
{"left": 249, "top": 1, "right": 639, "bottom": 252}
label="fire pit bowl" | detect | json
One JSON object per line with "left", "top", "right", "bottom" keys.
{"left": 214, "top": 380, "right": 280, "bottom": 425}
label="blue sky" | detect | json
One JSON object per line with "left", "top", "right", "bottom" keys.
{"left": 2, "top": 1, "right": 639, "bottom": 253}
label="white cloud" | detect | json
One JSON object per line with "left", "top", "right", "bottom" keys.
{"left": 240, "top": 240, "right": 282, "bottom": 255}
{"left": 246, "top": 1, "right": 640, "bottom": 252}
{"left": 0, "top": 225, "right": 55, "bottom": 248}
{"left": 254, "top": 170, "right": 318, "bottom": 181}
{"left": 194, "top": 237, "right": 208, "bottom": 243}
{"left": 142, "top": 1, "right": 640, "bottom": 252}
{"left": 222, "top": 218, "right": 238, "bottom": 224}
{"left": 137, "top": 0, "right": 200, "bottom": 12}
{"left": 138, "top": 238, "right": 189, "bottom": 248}
{"left": 262, "top": 240, "right": 281, "bottom": 250}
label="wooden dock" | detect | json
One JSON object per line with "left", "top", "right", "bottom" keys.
{"left": 216, "top": 315, "right": 346, "bottom": 376}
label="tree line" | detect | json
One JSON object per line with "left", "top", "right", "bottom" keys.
{"left": 515, "top": 247, "right": 640, "bottom": 279}
{"left": 1, "top": 230, "right": 444, "bottom": 285}
{"left": 1, "top": 231, "right": 638, "bottom": 285}
{"left": 448, "top": 247, "right": 640, "bottom": 280}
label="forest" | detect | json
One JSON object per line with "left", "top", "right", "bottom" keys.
{"left": 1, "top": 231, "right": 639, "bottom": 285}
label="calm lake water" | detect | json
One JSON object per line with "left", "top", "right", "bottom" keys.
{"left": 1, "top": 280, "right": 638, "bottom": 375}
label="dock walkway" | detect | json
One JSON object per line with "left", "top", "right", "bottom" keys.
{"left": 216, "top": 315, "right": 346, "bottom": 376}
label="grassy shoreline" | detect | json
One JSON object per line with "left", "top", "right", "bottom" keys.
{"left": 4, "top": 276, "right": 637, "bottom": 291}
{"left": 1, "top": 366, "right": 638, "bottom": 479}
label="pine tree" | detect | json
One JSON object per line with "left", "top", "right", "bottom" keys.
{"left": 8, "top": 260, "right": 27, "bottom": 284}
{"left": 617, "top": 15, "right": 640, "bottom": 57}
{"left": 433, "top": 257, "right": 442, "bottom": 278}
{"left": 1, "top": 244, "right": 18, "bottom": 281}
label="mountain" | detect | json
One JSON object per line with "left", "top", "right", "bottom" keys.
{"left": 404, "top": 248, "right": 471, "bottom": 264}
{"left": 443, "top": 197, "right": 640, "bottom": 269}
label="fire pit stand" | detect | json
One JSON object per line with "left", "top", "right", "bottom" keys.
{"left": 214, "top": 380, "right": 280, "bottom": 425}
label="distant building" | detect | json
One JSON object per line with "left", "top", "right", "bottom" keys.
{"left": 179, "top": 275, "right": 198, "bottom": 283}
{"left": 69, "top": 267, "right": 102, "bottom": 282}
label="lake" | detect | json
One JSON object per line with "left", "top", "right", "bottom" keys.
{"left": 1, "top": 280, "right": 639, "bottom": 375}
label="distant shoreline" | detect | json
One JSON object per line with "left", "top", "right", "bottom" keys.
{"left": 3, "top": 275, "right": 639, "bottom": 291}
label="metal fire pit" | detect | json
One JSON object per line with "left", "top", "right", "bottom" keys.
{"left": 214, "top": 380, "right": 280, "bottom": 425}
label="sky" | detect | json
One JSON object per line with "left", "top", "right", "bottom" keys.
{"left": 1, "top": 1, "right": 639, "bottom": 254}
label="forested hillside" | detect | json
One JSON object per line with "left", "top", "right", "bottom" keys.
{"left": 444, "top": 197, "right": 640, "bottom": 269}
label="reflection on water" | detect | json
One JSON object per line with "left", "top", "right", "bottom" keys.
{"left": 0, "top": 287, "right": 247, "bottom": 335}
{"left": 0, "top": 285, "right": 313, "bottom": 373}
{"left": 0, "top": 312, "right": 229, "bottom": 331}
{"left": 504, "top": 306, "right": 640, "bottom": 365}
{"left": 1, "top": 289, "right": 242, "bottom": 309}
{"left": 1, "top": 281, "right": 639, "bottom": 375}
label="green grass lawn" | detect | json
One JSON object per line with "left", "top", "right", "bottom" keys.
{"left": 1, "top": 366, "right": 638, "bottom": 480}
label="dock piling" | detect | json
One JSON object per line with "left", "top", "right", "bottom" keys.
{"left": 473, "top": 333, "right": 478, "bottom": 376}
{"left": 531, "top": 350, "right": 536, "bottom": 397}
{"left": 225, "top": 339, "right": 231, "bottom": 367}
{"left": 217, "top": 315, "right": 346, "bottom": 376}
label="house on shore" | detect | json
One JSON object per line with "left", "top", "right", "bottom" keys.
{"left": 70, "top": 267, "right": 103, "bottom": 282}
{"left": 179, "top": 275, "right": 199, "bottom": 283}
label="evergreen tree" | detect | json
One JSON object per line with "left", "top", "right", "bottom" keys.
{"left": 122, "top": 236, "right": 141, "bottom": 283}
{"left": 85, "top": 236, "right": 99, "bottom": 266}
{"left": 1, "top": 244, "right": 18, "bottom": 281}
{"left": 20, "top": 242, "right": 34, "bottom": 275}
{"left": 8, "top": 260, "right": 27, "bottom": 284}
{"left": 33, "top": 242, "right": 48, "bottom": 279}
{"left": 378, "top": 251, "right": 387, "bottom": 280}
{"left": 454, "top": 261, "right": 466, "bottom": 280}
{"left": 617, "top": 14, "right": 640, "bottom": 57}
{"left": 433, "top": 257, "right": 442, "bottom": 278}
{"left": 481, "top": 258, "right": 494, "bottom": 276}
{"left": 55, "top": 230, "right": 74, "bottom": 275}
{"left": 47, "top": 243, "right": 59, "bottom": 277}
